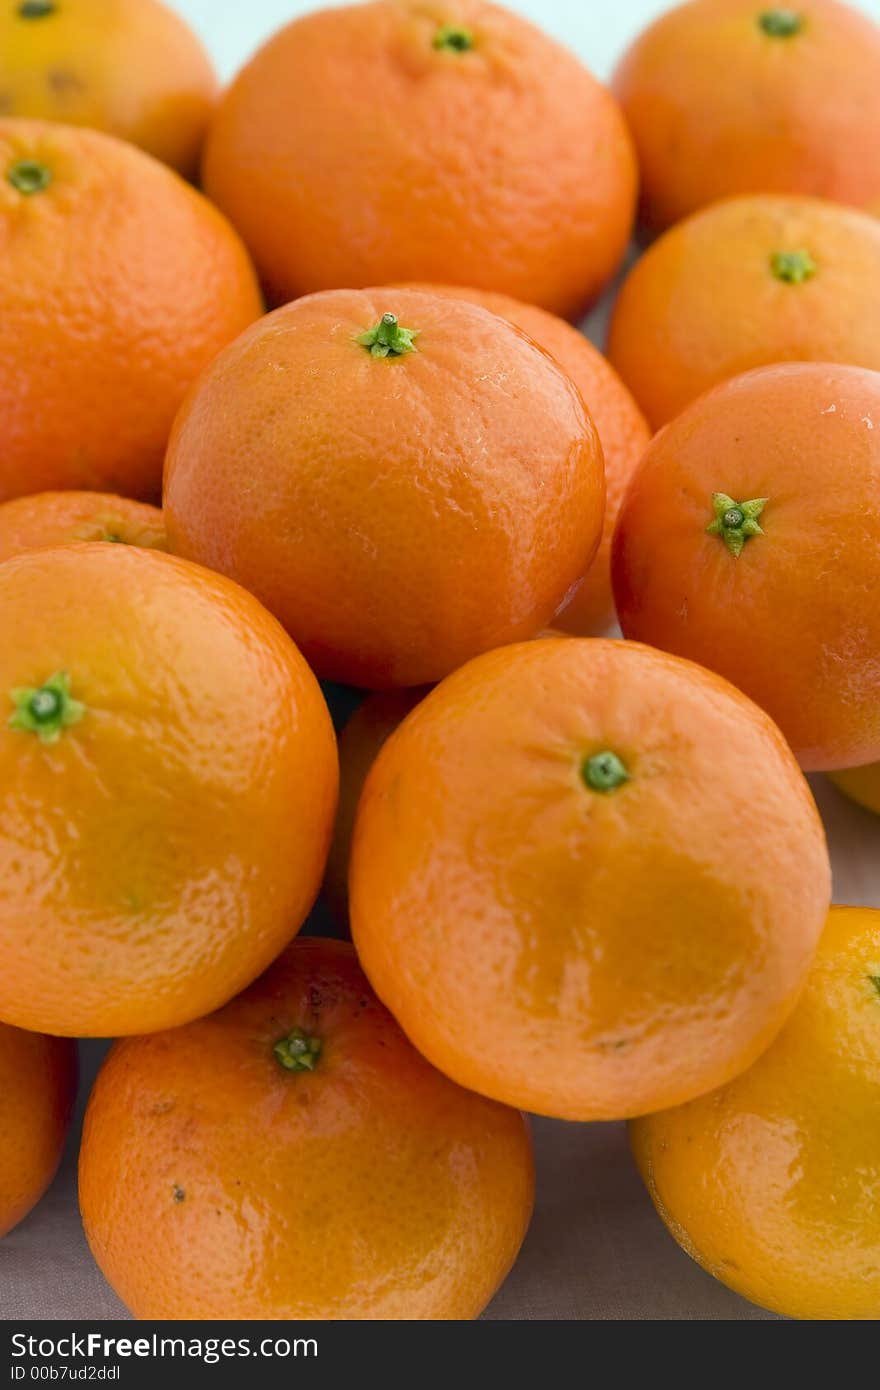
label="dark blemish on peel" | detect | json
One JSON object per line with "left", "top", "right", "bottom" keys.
{"left": 47, "top": 69, "right": 86, "bottom": 97}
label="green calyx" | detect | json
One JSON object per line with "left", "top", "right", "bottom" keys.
{"left": 582, "top": 750, "right": 630, "bottom": 794}
{"left": 433, "top": 24, "right": 474, "bottom": 52}
{"left": 771, "top": 249, "right": 816, "bottom": 284}
{"left": 356, "top": 312, "right": 419, "bottom": 359}
{"left": 8, "top": 672, "right": 85, "bottom": 744}
{"left": 758, "top": 9, "right": 803, "bottom": 37}
{"left": 7, "top": 159, "right": 52, "bottom": 195}
{"left": 869, "top": 974, "right": 880, "bottom": 1001}
{"left": 18, "top": 0, "right": 57, "bottom": 17}
{"left": 706, "top": 493, "right": 768, "bottom": 557}
{"left": 274, "top": 1028, "right": 322, "bottom": 1073}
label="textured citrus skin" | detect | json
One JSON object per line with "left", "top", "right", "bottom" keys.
{"left": 325, "top": 630, "right": 567, "bottom": 924}
{"left": 399, "top": 283, "right": 650, "bottom": 633}
{"left": 829, "top": 765, "right": 880, "bottom": 816}
{"left": 0, "top": 1023, "right": 76, "bottom": 1239}
{"left": 0, "top": 491, "right": 166, "bottom": 563}
{"left": 614, "top": 0, "right": 880, "bottom": 234}
{"left": 613, "top": 363, "right": 880, "bottom": 771}
{"left": 0, "top": 119, "right": 262, "bottom": 502}
{"left": 608, "top": 195, "right": 880, "bottom": 428}
{"left": 631, "top": 906, "right": 880, "bottom": 1320}
{"left": 324, "top": 688, "right": 428, "bottom": 926}
{"left": 0, "top": 544, "right": 338, "bottom": 1037}
{"left": 350, "top": 638, "right": 830, "bottom": 1121}
{"left": 202, "top": 0, "right": 636, "bottom": 318}
{"left": 79, "top": 938, "right": 534, "bottom": 1320}
{"left": 164, "top": 287, "right": 606, "bottom": 689}
{"left": 0, "top": 0, "right": 217, "bottom": 178}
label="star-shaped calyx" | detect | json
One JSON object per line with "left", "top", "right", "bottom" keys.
{"left": 273, "top": 1027, "right": 322, "bottom": 1073}
{"left": 8, "top": 671, "right": 85, "bottom": 744}
{"left": 706, "top": 494, "right": 768, "bottom": 557}
{"left": 356, "top": 313, "right": 419, "bottom": 359}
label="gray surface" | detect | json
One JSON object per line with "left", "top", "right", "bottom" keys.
{"left": 1, "top": 776, "right": 876, "bottom": 1321}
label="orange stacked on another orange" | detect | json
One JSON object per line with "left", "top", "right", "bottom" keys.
{"left": 614, "top": 0, "right": 880, "bottom": 232}
{"left": 0, "top": 492, "right": 166, "bottom": 563}
{"left": 0, "top": 118, "right": 261, "bottom": 502}
{"left": 0, "top": 544, "right": 338, "bottom": 1038}
{"left": 164, "top": 287, "right": 606, "bottom": 689}
{"left": 79, "top": 938, "right": 535, "bottom": 1321}
{"left": 397, "top": 283, "right": 651, "bottom": 634}
{"left": 351, "top": 638, "right": 831, "bottom": 1121}
{"left": 613, "top": 363, "right": 880, "bottom": 771}
{"left": 203, "top": 0, "right": 637, "bottom": 316}
{"left": 608, "top": 194, "right": 880, "bottom": 427}
{"left": 633, "top": 906, "right": 880, "bottom": 1320}
{"left": 0, "top": 0, "right": 217, "bottom": 177}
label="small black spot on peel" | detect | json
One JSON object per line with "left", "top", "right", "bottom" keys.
{"left": 48, "top": 69, "right": 86, "bottom": 97}
{"left": 172, "top": 1186, "right": 185, "bottom": 1204}
{"left": 19, "top": 0, "right": 57, "bottom": 16}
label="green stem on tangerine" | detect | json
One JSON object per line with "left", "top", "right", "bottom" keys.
{"left": 758, "top": 9, "right": 803, "bottom": 37}
{"left": 869, "top": 974, "right": 880, "bottom": 1001}
{"left": 18, "top": 0, "right": 57, "bottom": 17}
{"left": 7, "top": 159, "right": 52, "bottom": 195}
{"left": 433, "top": 24, "right": 475, "bottom": 52}
{"left": 8, "top": 672, "right": 85, "bottom": 744}
{"left": 771, "top": 249, "right": 816, "bottom": 284}
{"left": 582, "top": 751, "right": 630, "bottom": 794}
{"left": 274, "top": 1028, "right": 322, "bottom": 1073}
{"left": 356, "top": 313, "right": 419, "bottom": 359}
{"left": 706, "top": 493, "right": 768, "bottom": 557}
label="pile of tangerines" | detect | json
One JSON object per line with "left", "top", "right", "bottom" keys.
{"left": 1, "top": 0, "right": 879, "bottom": 1323}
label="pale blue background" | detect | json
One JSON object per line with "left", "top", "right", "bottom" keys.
{"left": 175, "top": 0, "right": 879, "bottom": 81}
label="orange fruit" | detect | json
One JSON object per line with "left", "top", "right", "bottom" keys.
{"left": 0, "top": 118, "right": 261, "bottom": 503}
{"left": 350, "top": 637, "right": 830, "bottom": 1121}
{"left": 202, "top": 0, "right": 636, "bottom": 318}
{"left": 613, "top": 362, "right": 880, "bottom": 771}
{"left": 829, "top": 765, "right": 880, "bottom": 816}
{"left": 631, "top": 906, "right": 880, "bottom": 1320}
{"left": 613, "top": 0, "right": 880, "bottom": 234}
{"left": 399, "top": 283, "right": 651, "bottom": 633}
{"left": 79, "top": 937, "right": 534, "bottom": 1320}
{"left": 325, "top": 628, "right": 568, "bottom": 924}
{"left": 608, "top": 194, "right": 880, "bottom": 428}
{"left": 0, "top": 543, "right": 338, "bottom": 1037}
{"left": 0, "top": 491, "right": 166, "bottom": 564}
{"left": 0, "top": 0, "right": 217, "bottom": 178}
{"left": 324, "top": 688, "right": 428, "bottom": 925}
{"left": 164, "top": 288, "right": 605, "bottom": 689}
{"left": 0, "top": 1022, "right": 76, "bottom": 1239}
